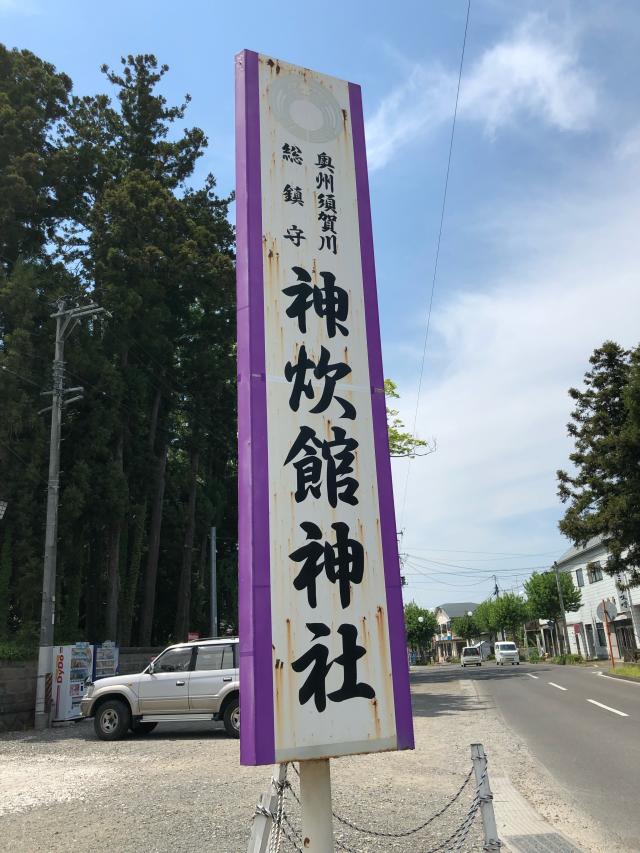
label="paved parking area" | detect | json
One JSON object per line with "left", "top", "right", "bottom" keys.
{"left": 0, "top": 668, "right": 614, "bottom": 852}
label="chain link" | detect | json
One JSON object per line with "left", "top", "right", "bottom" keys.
{"left": 267, "top": 761, "right": 488, "bottom": 853}
{"left": 290, "top": 763, "right": 475, "bottom": 839}
{"left": 268, "top": 765, "right": 289, "bottom": 853}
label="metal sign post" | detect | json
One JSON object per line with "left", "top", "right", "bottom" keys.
{"left": 598, "top": 599, "right": 617, "bottom": 669}
{"left": 236, "top": 50, "right": 414, "bottom": 844}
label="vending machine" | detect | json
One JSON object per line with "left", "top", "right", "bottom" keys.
{"left": 93, "top": 641, "right": 119, "bottom": 680}
{"left": 52, "top": 642, "right": 94, "bottom": 722}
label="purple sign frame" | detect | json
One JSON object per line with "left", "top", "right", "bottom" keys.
{"left": 236, "top": 49, "right": 414, "bottom": 766}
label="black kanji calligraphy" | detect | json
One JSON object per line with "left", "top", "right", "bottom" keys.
{"left": 290, "top": 521, "right": 364, "bottom": 608}
{"left": 318, "top": 212, "right": 337, "bottom": 234}
{"left": 319, "top": 234, "right": 338, "bottom": 255}
{"left": 284, "top": 425, "right": 359, "bottom": 507}
{"left": 315, "top": 152, "right": 334, "bottom": 173}
{"left": 283, "top": 267, "right": 349, "bottom": 337}
{"left": 314, "top": 271, "right": 347, "bottom": 336}
{"left": 282, "top": 143, "right": 303, "bottom": 165}
{"left": 316, "top": 172, "right": 334, "bottom": 193}
{"left": 317, "top": 193, "right": 337, "bottom": 213}
{"left": 283, "top": 184, "right": 304, "bottom": 205}
{"left": 291, "top": 623, "right": 375, "bottom": 712}
{"left": 284, "top": 345, "right": 355, "bottom": 419}
{"left": 283, "top": 225, "right": 306, "bottom": 247}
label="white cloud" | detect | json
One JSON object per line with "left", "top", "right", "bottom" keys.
{"left": 366, "top": 15, "right": 597, "bottom": 170}
{"left": 392, "top": 159, "right": 640, "bottom": 606}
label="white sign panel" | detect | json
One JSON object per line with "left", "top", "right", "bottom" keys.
{"left": 237, "top": 50, "right": 413, "bottom": 765}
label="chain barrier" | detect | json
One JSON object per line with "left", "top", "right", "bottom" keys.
{"left": 268, "top": 764, "right": 290, "bottom": 853}
{"left": 290, "top": 762, "right": 476, "bottom": 840}
{"left": 256, "top": 764, "right": 488, "bottom": 852}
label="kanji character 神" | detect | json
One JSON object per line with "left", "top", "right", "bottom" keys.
{"left": 283, "top": 266, "right": 349, "bottom": 337}
{"left": 291, "top": 623, "right": 375, "bottom": 712}
{"left": 290, "top": 521, "right": 364, "bottom": 608}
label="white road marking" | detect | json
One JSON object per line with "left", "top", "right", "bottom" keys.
{"left": 548, "top": 682, "right": 567, "bottom": 691}
{"left": 587, "top": 699, "right": 628, "bottom": 717}
{"left": 598, "top": 672, "right": 640, "bottom": 686}
{"left": 527, "top": 673, "right": 539, "bottom": 679}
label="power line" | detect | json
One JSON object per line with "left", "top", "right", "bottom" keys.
{"left": 404, "top": 552, "right": 550, "bottom": 574}
{"left": 399, "top": 0, "right": 472, "bottom": 532}
{"left": 401, "top": 546, "right": 560, "bottom": 558}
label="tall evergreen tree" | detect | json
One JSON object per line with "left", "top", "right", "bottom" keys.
{"left": 557, "top": 342, "right": 640, "bottom": 585}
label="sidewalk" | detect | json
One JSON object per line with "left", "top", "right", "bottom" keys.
{"left": 492, "top": 775, "right": 583, "bottom": 852}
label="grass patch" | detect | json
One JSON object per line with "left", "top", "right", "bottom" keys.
{"left": 608, "top": 664, "right": 640, "bottom": 681}
{"left": 550, "top": 654, "right": 585, "bottom": 665}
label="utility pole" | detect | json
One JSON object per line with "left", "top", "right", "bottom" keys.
{"left": 34, "top": 300, "right": 106, "bottom": 730}
{"left": 553, "top": 561, "right": 571, "bottom": 655}
{"left": 210, "top": 526, "right": 218, "bottom": 637}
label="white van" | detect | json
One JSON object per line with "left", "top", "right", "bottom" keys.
{"left": 460, "top": 646, "right": 482, "bottom": 667}
{"left": 495, "top": 641, "right": 520, "bottom": 665}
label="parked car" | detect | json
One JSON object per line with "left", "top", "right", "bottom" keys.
{"left": 460, "top": 646, "right": 482, "bottom": 667}
{"left": 81, "top": 637, "right": 240, "bottom": 740}
{"left": 495, "top": 641, "right": 520, "bottom": 666}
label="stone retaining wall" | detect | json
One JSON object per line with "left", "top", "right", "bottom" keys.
{"left": 0, "top": 662, "right": 37, "bottom": 732}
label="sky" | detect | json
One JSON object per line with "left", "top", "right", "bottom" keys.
{"left": 3, "top": 0, "right": 640, "bottom": 609}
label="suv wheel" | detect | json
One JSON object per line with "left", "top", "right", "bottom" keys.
{"left": 223, "top": 697, "right": 240, "bottom": 738}
{"left": 94, "top": 699, "right": 130, "bottom": 741}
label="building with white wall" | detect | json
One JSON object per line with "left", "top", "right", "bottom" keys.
{"left": 557, "top": 536, "right": 640, "bottom": 660}
{"left": 434, "top": 602, "right": 480, "bottom": 661}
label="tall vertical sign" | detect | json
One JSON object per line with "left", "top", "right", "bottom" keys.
{"left": 236, "top": 50, "right": 414, "bottom": 765}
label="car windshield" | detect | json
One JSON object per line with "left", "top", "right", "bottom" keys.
{"left": 498, "top": 643, "right": 517, "bottom": 652}
{"left": 463, "top": 648, "right": 479, "bottom": 655}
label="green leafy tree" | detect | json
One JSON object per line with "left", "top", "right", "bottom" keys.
{"left": 524, "top": 571, "right": 581, "bottom": 622}
{"left": 452, "top": 613, "right": 479, "bottom": 643}
{"left": 558, "top": 341, "right": 640, "bottom": 585}
{"left": 404, "top": 602, "right": 438, "bottom": 653}
{"left": 494, "top": 593, "right": 529, "bottom": 641}
{"left": 474, "top": 599, "right": 498, "bottom": 638}
{"left": 385, "top": 379, "right": 433, "bottom": 457}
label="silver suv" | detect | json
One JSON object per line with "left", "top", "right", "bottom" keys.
{"left": 80, "top": 637, "right": 240, "bottom": 740}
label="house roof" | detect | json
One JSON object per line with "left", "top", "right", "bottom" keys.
{"left": 556, "top": 535, "right": 605, "bottom": 566}
{"left": 435, "top": 602, "right": 480, "bottom": 618}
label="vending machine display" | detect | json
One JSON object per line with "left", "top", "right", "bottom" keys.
{"left": 94, "top": 641, "right": 119, "bottom": 680}
{"left": 53, "top": 642, "right": 94, "bottom": 722}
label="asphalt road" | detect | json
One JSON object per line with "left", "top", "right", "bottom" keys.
{"left": 412, "top": 662, "right": 640, "bottom": 850}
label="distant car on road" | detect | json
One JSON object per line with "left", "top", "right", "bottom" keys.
{"left": 495, "top": 641, "right": 520, "bottom": 666}
{"left": 460, "top": 646, "right": 482, "bottom": 667}
{"left": 80, "top": 637, "right": 240, "bottom": 740}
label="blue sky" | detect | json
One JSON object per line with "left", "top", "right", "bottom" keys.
{"left": 4, "top": 0, "right": 640, "bottom": 608}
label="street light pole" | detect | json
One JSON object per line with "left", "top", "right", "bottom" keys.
{"left": 34, "top": 300, "right": 105, "bottom": 730}
{"left": 553, "top": 561, "right": 571, "bottom": 655}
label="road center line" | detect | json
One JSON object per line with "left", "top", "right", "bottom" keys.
{"left": 587, "top": 699, "right": 628, "bottom": 717}
{"left": 548, "top": 682, "right": 567, "bottom": 691}
{"left": 527, "top": 673, "right": 539, "bottom": 679}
